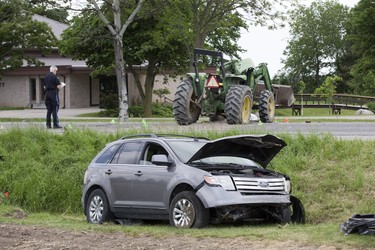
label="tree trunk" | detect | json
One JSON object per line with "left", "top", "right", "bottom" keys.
{"left": 113, "top": 38, "right": 129, "bottom": 122}
{"left": 315, "top": 56, "right": 321, "bottom": 88}
{"left": 143, "top": 60, "right": 157, "bottom": 117}
{"left": 89, "top": 0, "right": 144, "bottom": 122}
{"left": 129, "top": 66, "right": 145, "bottom": 101}
{"left": 189, "top": 34, "right": 205, "bottom": 71}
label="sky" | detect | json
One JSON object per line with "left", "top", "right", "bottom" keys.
{"left": 238, "top": 0, "right": 360, "bottom": 77}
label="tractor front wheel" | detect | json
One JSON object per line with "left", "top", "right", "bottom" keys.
{"left": 173, "top": 79, "right": 201, "bottom": 125}
{"left": 224, "top": 85, "right": 253, "bottom": 124}
{"left": 259, "top": 90, "right": 275, "bottom": 123}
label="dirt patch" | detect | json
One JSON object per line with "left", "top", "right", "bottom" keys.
{"left": 3, "top": 209, "right": 28, "bottom": 220}
{"left": 0, "top": 223, "right": 356, "bottom": 250}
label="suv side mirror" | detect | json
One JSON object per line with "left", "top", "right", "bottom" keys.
{"left": 151, "top": 154, "right": 172, "bottom": 166}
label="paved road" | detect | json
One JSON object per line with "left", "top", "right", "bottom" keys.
{"left": 0, "top": 108, "right": 374, "bottom": 140}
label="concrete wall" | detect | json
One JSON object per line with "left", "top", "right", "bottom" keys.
{"left": 151, "top": 74, "right": 182, "bottom": 104}
{"left": 68, "top": 74, "right": 92, "bottom": 108}
{"left": 0, "top": 71, "right": 183, "bottom": 108}
{"left": 0, "top": 76, "right": 31, "bottom": 107}
{"left": 54, "top": 73, "right": 99, "bottom": 108}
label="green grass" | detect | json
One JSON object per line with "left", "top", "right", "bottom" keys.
{"left": 0, "top": 107, "right": 26, "bottom": 111}
{"left": 0, "top": 204, "right": 373, "bottom": 248}
{"left": 0, "top": 128, "right": 374, "bottom": 223}
{"left": 0, "top": 107, "right": 372, "bottom": 123}
{"left": 0, "top": 128, "right": 374, "bottom": 247}
{"left": 275, "top": 107, "right": 357, "bottom": 116}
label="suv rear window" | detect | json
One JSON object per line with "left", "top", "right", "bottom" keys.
{"left": 95, "top": 143, "right": 121, "bottom": 164}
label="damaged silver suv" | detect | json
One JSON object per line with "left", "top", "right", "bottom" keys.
{"left": 82, "top": 134, "right": 305, "bottom": 228}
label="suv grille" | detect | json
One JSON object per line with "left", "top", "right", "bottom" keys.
{"left": 232, "top": 177, "right": 286, "bottom": 193}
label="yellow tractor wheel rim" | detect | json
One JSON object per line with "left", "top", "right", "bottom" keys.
{"left": 269, "top": 95, "right": 275, "bottom": 119}
{"left": 242, "top": 95, "right": 251, "bottom": 123}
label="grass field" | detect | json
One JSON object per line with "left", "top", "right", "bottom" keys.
{"left": 0, "top": 126, "right": 374, "bottom": 248}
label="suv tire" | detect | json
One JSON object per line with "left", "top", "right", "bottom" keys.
{"left": 86, "top": 189, "right": 111, "bottom": 224}
{"left": 280, "top": 206, "right": 292, "bottom": 223}
{"left": 169, "top": 191, "right": 209, "bottom": 228}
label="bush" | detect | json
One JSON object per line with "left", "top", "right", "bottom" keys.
{"left": 98, "top": 109, "right": 118, "bottom": 117}
{"left": 366, "top": 102, "right": 375, "bottom": 112}
{"left": 128, "top": 106, "right": 143, "bottom": 117}
{"left": 152, "top": 103, "right": 173, "bottom": 117}
{"left": 1, "top": 129, "right": 374, "bottom": 224}
{"left": 99, "top": 103, "right": 173, "bottom": 118}
{"left": 99, "top": 93, "right": 118, "bottom": 110}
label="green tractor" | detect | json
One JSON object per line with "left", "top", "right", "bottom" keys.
{"left": 173, "top": 48, "right": 294, "bottom": 125}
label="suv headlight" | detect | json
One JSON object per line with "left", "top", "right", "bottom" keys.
{"left": 285, "top": 180, "right": 291, "bottom": 193}
{"left": 204, "top": 175, "right": 235, "bottom": 191}
{"left": 83, "top": 171, "right": 88, "bottom": 184}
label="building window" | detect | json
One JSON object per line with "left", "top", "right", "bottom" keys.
{"left": 40, "top": 78, "right": 45, "bottom": 101}
{"left": 30, "top": 78, "right": 36, "bottom": 101}
{"left": 100, "top": 76, "right": 118, "bottom": 94}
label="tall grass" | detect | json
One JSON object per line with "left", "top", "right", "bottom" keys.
{"left": 0, "top": 128, "right": 117, "bottom": 213}
{"left": 0, "top": 128, "right": 374, "bottom": 224}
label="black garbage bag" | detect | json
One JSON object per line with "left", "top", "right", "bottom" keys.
{"left": 340, "top": 214, "right": 375, "bottom": 235}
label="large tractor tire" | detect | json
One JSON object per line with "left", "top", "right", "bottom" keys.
{"left": 259, "top": 90, "right": 275, "bottom": 123}
{"left": 224, "top": 85, "right": 253, "bottom": 124}
{"left": 173, "top": 79, "right": 201, "bottom": 125}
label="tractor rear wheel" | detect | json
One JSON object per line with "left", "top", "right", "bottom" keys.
{"left": 259, "top": 90, "right": 275, "bottom": 123}
{"left": 173, "top": 79, "right": 201, "bottom": 125}
{"left": 224, "top": 85, "right": 253, "bottom": 124}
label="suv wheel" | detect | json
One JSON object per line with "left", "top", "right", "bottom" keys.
{"left": 86, "top": 189, "right": 110, "bottom": 224}
{"left": 280, "top": 206, "right": 292, "bottom": 223}
{"left": 169, "top": 191, "right": 209, "bottom": 228}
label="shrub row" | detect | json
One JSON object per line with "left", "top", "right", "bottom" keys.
{"left": 0, "top": 128, "right": 374, "bottom": 223}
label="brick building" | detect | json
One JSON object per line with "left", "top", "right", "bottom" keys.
{"left": 0, "top": 14, "right": 176, "bottom": 109}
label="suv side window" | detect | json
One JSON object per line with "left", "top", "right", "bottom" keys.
{"left": 142, "top": 143, "right": 169, "bottom": 164}
{"left": 95, "top": 143, "right": 121, "bottom": 164}
{"left": 111, "top": 141, "right": 143, "bottom": 164}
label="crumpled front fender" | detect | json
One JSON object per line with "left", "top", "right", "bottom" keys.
{"left": 196, "top": 184, "right": 291, "bottom": 208}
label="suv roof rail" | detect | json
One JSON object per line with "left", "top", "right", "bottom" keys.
{"left": 119, "top": 134, "right": 209, "bottom": 141}
{"left": 120, "top": 134, "right": 158, "bottom": 140}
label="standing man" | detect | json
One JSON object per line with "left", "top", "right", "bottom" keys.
{"left": 44, "top": 65, "right": 62, "bottom": 129}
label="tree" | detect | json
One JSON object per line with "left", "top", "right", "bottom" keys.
{"left": 60, "top": 0, "right": 186, "bottom": 117}
{"left": 314, "top": 75, "right": 342, "bottom": 114}
{"left": 26, "top": 0, "right": 69, "bottom": 23}
{"left": 123, "top": 1, "right": 189, "bottom": 117}
{"left": 88, "top": 0, "right": 144, "bottom": 122}
{"left": 346, "top": 0, "right": 375, "bottom": 96}
{"left": 61, "top": 0, "right": 285, "bottom": 118}
{"left": 183, "top": 0, "right": 285, "bottom": 67}
{"left": 297, "top": 80, "right": 306, "bottom": 115}
{"left": 282, "top": 0, "right": 349, "bottom": 92}
{"left": 0, "top": 0, "right": 56, "bottom": 78}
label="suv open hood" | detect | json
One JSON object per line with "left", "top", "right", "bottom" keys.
{"left": 187, "top": 134, "right": 286, "bottom": 168}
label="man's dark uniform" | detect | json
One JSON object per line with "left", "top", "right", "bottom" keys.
{"left": 43, "top": 72, "right": 61, "bottom": 128}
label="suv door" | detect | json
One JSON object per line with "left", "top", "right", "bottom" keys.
{"left": 131, "top": 142, "right": 175, "bottom": 216}
{"left": 107, "top": 141, "right": 143, "bottom": 213}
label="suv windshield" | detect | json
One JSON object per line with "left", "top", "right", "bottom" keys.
{"left": 167, "top": 141, "right": 206, "bottom": 163}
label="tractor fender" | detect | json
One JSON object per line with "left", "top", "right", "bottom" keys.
{"left": 223, "top": 74, "right": 247, "bottom": 92}
{"left": 224, "top": 74, "right": 247, "bottom": 81}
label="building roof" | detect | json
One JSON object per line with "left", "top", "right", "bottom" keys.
{"left": 21, "top": 14, "right": 90, "bottom": 72}
{"left": 32, "top": 14, "right": 69, "bottom": 40}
